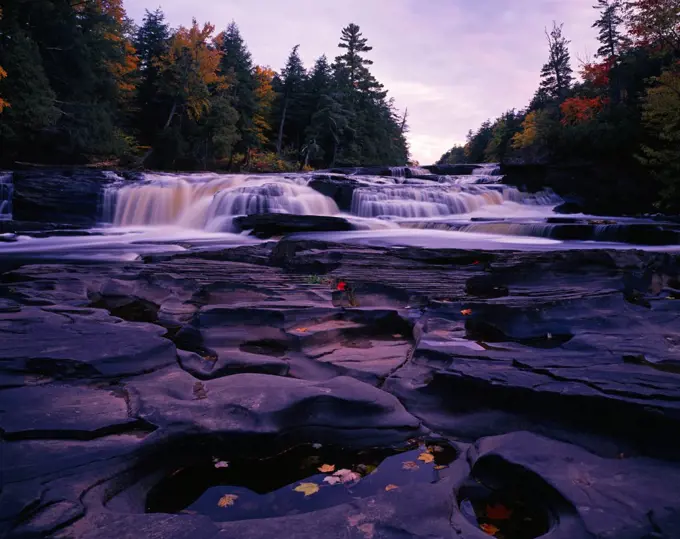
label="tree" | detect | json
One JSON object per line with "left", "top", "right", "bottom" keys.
{"left": 637, "top": 67, "right": 680, "bottom": 208}
{"left": 217, "top": 22, "right": 257, "bottom": 159}
{"left": 253, "top": 66, "right": 276, "bottom": 147}
{"left": 437, "top": 145, "right": 467, "bottom": 164}
{"left": 334, "top": 23, "right": 384, "bottom": 97}
{"left": 593, "top": 0, "right": 625, "bottom": 58}
{"left": 276, "top": 45, "right": 307, "bottom": 155}
{"left": 539, "top": 22, "right": 574, "bottom": 101}
{"left": 512, "top": 110, "right": 555, "bottom": 150}
{"left": 135, "top": 8, "right": 171, "bottom": 146}
{"left": 484, "top": 111, "right": 524, "bottom": 162}
{"left": 463, "top": 121, "right": 494, "bottom": 162}
{"left": 625, "top": 0, "right": 680, "bottom": 53}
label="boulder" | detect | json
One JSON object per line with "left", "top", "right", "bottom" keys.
{"left": 232, "top": 214, "right": 357, "bottom": 238}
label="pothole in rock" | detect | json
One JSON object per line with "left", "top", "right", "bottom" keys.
{"left": 459, "top": 481, "right": 552, "bottom": 539}
{"left": 465, "top": 320, "right": 572, "bottom": 349}
{"left": 146, "top": 440, "right": 457, "bottom": 522}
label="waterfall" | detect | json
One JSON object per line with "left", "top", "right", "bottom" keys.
{"left": 350, "top": 184, "right": 559, "bottom": 218}
{"left": 0, "top": 173, "right": 12, "bottom": 221}
{"left": 103, "top": 173, "right": 339, "bottom": 230}
{"left": 389, "top": 166, "right": 432, "bottom": 178}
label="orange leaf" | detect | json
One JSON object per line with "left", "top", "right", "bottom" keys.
{"left": 461, "top": 309, "right": 473, "bottom": 316}
{"left": 402, "top": 461, "right": 419, "bottom": 471}
{"left": 318, "top": 464, "right": 335, "bottom": 473}
{"left": 294, "top": 327, "right": 308, "bottom": 333}
{"left": 480, "top": 523, "right": 500, "bottom": 535}
{"left": 486, "top": 503, "right": 513, "bottom": 520}
{"left": 217, "top": 494, "right": 238, "bottom": 507}
{"left": 385, "top": 484, "right": 399, "bottom": 491}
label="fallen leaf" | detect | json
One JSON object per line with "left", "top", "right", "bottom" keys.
{"left": 434, "top": 465, "right": 448, "bottom": 470}
{"left": 461, "top": 309, "right": 473, "bottom": 316}
{"left": 402, "top": 461, "right": 419, "bottom": 471}
{"left": 417, "top": 452, "right": 435, "bottom": 464}
{"left": 217, "top": 494, "right": 238, "bottom": 507}
{"left": 318, "top": 464, "right": 335, "bottom": 473}
{"left": 385, "top": 484, "right": 399, "bottom": 491}
{"left": 427, "top": 445, "right": 445, "bottom": 453}
{"left": 337, "top": 281, "right": 347, "bottom": 291}
{"left": 392, "top": 334, "right": 402, "bottom": 338}
{"left": 293, "top": 482, "right": 320, "bottom": 497}
{"left": 480, "top": 523, "right": 500, "bottom": 536}
{"left": 312, "top": 443, "right": 322, "bottom": 449}
{"left": 213, "top": 460, "right": 229, "bottom": 469}
{"left": 332, "top": 469, "right": 361, "bottom": 484}
{"left": 486, "top": 503, "right": 513, "bottom": 520}
{"left": 294, "top": 327, "right": 308, "bottom": 333}
{"left": 323, "top": 475, "right": 342, "bottom": 486}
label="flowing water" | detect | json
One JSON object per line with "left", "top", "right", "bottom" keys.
{"left": 0, "top": 173, "right": 12, "bottom": 221}
{"left": 1, "top": 167, "right": 679, "bottom": 261}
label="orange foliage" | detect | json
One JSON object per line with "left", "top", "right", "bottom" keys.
{"left": 253, "top": 66, "right": 276, "bottom": 145}
{"left": 156, "top": 20, "right": 226, "bottom": 121}
{"left": 560, "top": 97, "right": 609, "bottom": 125}
{"left": 581, "top": 60, "right": 613, "bottom": 88}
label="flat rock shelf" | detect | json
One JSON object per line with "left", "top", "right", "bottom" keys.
{"left": 1, "top": 238, "right": 679, "bottom": 539}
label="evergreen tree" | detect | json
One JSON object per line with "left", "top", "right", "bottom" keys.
{"left": 276, "top": 45, "right": 307, "bottom": 155}
{"left": 593, "top": 0, "right": 625, "bottom": 58}
{"left": 539, "top": 22, "right": 574, "bottom": 101}
{"left": 334, "top": 23, "right": 384, "bottom": 97}
{"left": 135, "top": 8, "right": 171, "bottom": 147}
{"left": 217, "top": 22, "right": 257, "bottom": 161}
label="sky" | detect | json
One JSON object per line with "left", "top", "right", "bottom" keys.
{"left": 126, "top": 0, "right": 600, "bottom": 165}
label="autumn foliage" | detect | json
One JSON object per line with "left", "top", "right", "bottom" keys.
{"left": 560, "top": 97, "right": 609, "bottom": 125}
{"left": 581, "top": 60, "right": 614, "bottom": 88}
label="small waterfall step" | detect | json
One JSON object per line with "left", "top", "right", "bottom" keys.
{"left": 0, "top": 172, "right": 13, "bottom": 221}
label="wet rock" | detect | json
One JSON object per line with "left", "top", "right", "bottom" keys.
{"left": 232, "top": 214, "right": 357, "bottom": 239}
{"left": 12, "top": 169, "right": 116, "bottom": 225}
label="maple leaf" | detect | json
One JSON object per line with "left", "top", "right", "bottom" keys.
{"left": 294, "top": 327, "right": 308, "bottom": 333}
{"left": 461, "top": 309, "right": 473, "bottom": 316}
{"left": 402, "top": 461, "right": 419, "bottom": 471}
{"left": 318, "top": 464, "right": 335, "bottom": 473}
{"left": 434, "top": 465, "right": 448, "bottom": 470}
{"left": 417, "top": 452, "right": 435, "bottom": 464}
{"left": 323, "top": 475, "right": 342, "bottom": 486}
{"left": 213, "top": 459, "right": 229, "bottom": 469}
{"left": 294, "top": 482, "right": 320, "bottom": 496}
{"left": 486, "top": 503, "right": 512, "bottom": 520}
{"left": 217, "top": 494, "right": 238, "bottom": 507}
{"left": 480, "top": 523, "right": 500, "bottom": 536}
{"left": 385, "top": 484, "right": 399, "bottom": 491}
{"left": 337, "top": 281, "right": 347, "bottom": 291}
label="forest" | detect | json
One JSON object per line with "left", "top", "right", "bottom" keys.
{"left": 438, "top": 0, "right": 680, "bottom": 211}
{"left": 0, "top": 1, "right": 409, "bottom": 171}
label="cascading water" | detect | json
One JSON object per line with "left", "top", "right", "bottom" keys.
{"left": 103, "top": 173, "right": 339, "bottom": 231}
{"left": 0, "top": 173, "right": 12, "bottom": 221}
{"left": 350, "top": 184, "right": 561, "bottom": 219}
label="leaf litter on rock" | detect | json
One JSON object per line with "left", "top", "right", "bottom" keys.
{"left": 217, "top": 494, "right": 238, "bottom": 508}
{"left": 293, "top": 482, "right": 320, "bottom": 497}
{"left": 318, "top": 464, "right": 335, "bottom": 473}
{"left": 417, "top": 452, "right": 435, "bottom": 464}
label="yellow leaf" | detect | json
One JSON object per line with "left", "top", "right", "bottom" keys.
{"left": 402, "top": 461, "right": 419, "bottom": 471}
{"left": 434, "top": 465, "right": 448, "bottom": 470}
{"left": 385, "top": 484, "right": 399, "bottom": 491}
{"left": 217, "top": 494, "right": 238, "bottom": 507}
{"left": 318, "top": 464, "right": 335, "bottom": 473}
{"left": 294, "top": 482, "right": 320, "bottom": 497}
{"left": 480, "top": 523, "right": 500, "bottom": 536}
{"left": 417, "top": 452, "right": 435, "bottom": 464}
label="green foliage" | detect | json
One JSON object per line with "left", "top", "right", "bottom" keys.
{"left": 638, "top": 68, "right": 680, "bottom": 209}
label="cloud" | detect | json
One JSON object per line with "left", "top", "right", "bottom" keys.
{"left": 126, "top": 0, "right": 599, "bottom": 164}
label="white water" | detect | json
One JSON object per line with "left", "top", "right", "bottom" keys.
{"left": 0, "top": 173, "right": 12, "bottom": 220}
{"left": 104, "top": 174, "right": 339, "bottom": 231}
{"left": 2, "top": 167, "right": 677, "bottom": 259}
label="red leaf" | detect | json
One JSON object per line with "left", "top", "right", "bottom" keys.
{"left": 486, "top": 503, "right": 513, "bottom": 520}
{"left": 337, "top": 281, "right": 347, "bottom": 291}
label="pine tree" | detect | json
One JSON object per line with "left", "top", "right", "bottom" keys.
{"left": 593, "top": 0, "right": 625, "bottom": 58}
{"left": 539, "top": 22, "right": 574, "bottom": 101}
{"left": 217, "top": 22, "right": 258, "bottom": 161}
{"left": 276, "top": 45, "right": 307, "bottom": 155}
{"left": 334, "top": 23, "right": 384, "bottom": 97}
{"left": 135, "top": 8, "right": 171, "bottom": 147}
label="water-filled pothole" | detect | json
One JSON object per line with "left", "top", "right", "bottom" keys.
{"left": 146, "top": 440, "right": 457, "bottom": 522}
{"left": 459, "top": 484, "right": 551, "bottom": 539}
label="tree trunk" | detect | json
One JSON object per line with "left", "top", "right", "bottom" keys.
{"left": 276, "top": 98, "right": 289, "bottom": 156}
{"left": 163, "top": 100, "right": 178, "bottom": 130}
